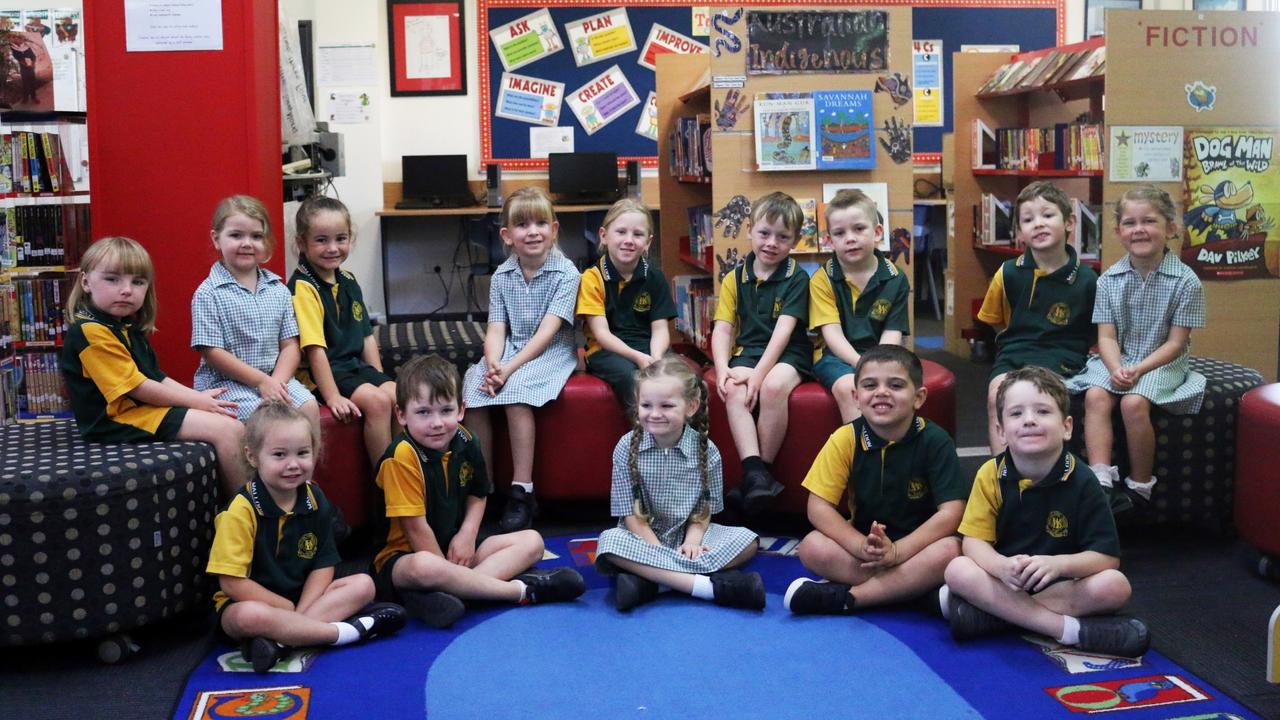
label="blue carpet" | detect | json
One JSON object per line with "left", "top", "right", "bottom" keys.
{"left": 916, "top": 335, "right": 945, "bottom": 350}
{"left": 175, "top": 536, "right": 1259, "bottom": 720}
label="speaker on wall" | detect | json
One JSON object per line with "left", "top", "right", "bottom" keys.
{"left": 486, "top": 163, "right": 502, "bottom": 207}
{"left": 625, "top": 160, "right": 640, "bottom": 199}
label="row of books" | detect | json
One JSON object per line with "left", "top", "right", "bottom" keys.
{"left": 686, "top": 204, "right": 713, "bottom": 260}
{"left": 669, "top": 113, "right": 712, "bottom": 179}
{"left": 0, "top": 361, "right": 15, "bottom": 424}
{"left": 972, "top": 119, "right": 1104, "bottom": 172}
{"left": 2, "top": 277, "right": 69, "bottom": 344}
{"left": 972, "top": 194, "right": 1101, "bottom": 260}
{"left": 6, "top": 351, "right": 71, "bottom": 418}
{"left": 672, "top": 274, "right": 714, "bottom": 352}
{"left": 0, "top": 202, "right": 92, "bottom": 268}
{"left": 1, "top": 129, "right": 69, "bottom": 195}
{"left": 977, "top": 45, "right": 1106, "bottom": 95}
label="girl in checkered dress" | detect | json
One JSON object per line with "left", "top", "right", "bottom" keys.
{"left": 1067, "top": 185, "right": 1206, "bottom": 506}
{"left": 462, "top": 187, "right": 580, "bottom": 532}
{"left": 595, "top": 355, "right": 764, "bottom": 611}
{"left": 192, "top": 195, "right": 320, "bottom": 424}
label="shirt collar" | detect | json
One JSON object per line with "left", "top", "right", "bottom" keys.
{"left": 403, "top": 428, "right": 468, "bottom": 463}
{"left": 636, "top": 424, "right": 699, "bottom": 456}
{"left": 493, "top": 249, "right": 566, "bottom": 278}
{"left": 1015, "top": 244, "right": 1083, "bottom": 284}
{"left": 598, "top": 254, "right": 648, "bottom": 283}
{"left": 210, "top": 261, "right": 281, "bottom": 289}
{"left": 826, "top": 250, "right": 898, "bottom": 289}
{"left": 76, "top": 303, "right": 129, "bottom": 331}
{"left": 244, "top": 477, "right": 319, "bottom": 517}
{"left": 296, "top": 255, "right": 340, "bottom": 289}
{"left": 854, "top": 415, "right": 925, "bottom": 451}
{"left": 1105, "top": 249, "right": 1179, "bottom": 279}
{"left": 742, "top": 251, "right": 796, "bottom": 283}
{"left": 996, "top": 447, "right": 1076, "bottom": 490}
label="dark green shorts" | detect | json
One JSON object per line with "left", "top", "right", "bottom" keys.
{"left": 327, "top": 364, "right": 394, "bottom": 399}
{"left": 585, "top": 349, "right": 641, "bottom": 407}
{"left": 82, "top": 406, "right": 188, "bottom": 444}
{"left": 729, "top": 349, "right": 813, "bottom": 379}
{"left": 990, "top": 350, "right": 1086, "bottom": 383}
{"left": 373, "top": 551, "right": 410, "bottom": 603}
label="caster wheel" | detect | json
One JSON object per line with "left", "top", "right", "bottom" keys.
{"left": 97, "top": 634, "right": 140, "bottom": 664}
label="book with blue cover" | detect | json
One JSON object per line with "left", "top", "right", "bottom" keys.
{"left": 815, "top": 90, "right": 875, "bottom": 170}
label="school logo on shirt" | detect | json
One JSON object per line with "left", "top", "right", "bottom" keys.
{"left": 1046, "top": 302, "right": 1070, "bottom": 327}
{"left": 1045, "top": 511, "right": 1069, "bottom": 538}
{"left": 870, "top": 298, "right": 893, "bottom": 321}
{"left": 298, "top": 532, "right": 319, "bottom": 559}
{"left": 633, "top": 292, "right": 651, "bottom": 313}
{"left": 907, "top": 476, "right": 926, "bottom": 500}
{"left": 772, "top": 297, "right": 782, "bottom": 319}
{"left": 459, "top": 461, "right": 474, "bottom": 488}
{"left": 352, "top": 301, "right": 365, "bottom": 322}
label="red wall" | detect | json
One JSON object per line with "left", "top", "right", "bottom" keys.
{"left": 85, "top": 1, "right": 284, "bottom": 384}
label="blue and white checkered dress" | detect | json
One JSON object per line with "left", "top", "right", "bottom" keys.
{"left": 597, "top": 427, "right": 757, "bottom": 574}
{"left": 463, "top": 250, "right": 579, "bottom": 408}
{"left": 1066, "top": 252, "right": 1207, "bottom": 414}
{"left": 191, "top": 262, "right": 314, "bottom": 421}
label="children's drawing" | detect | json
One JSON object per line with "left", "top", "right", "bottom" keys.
{"left": 712, "top": 8, "right": 743, "bottom": 57}
{"left": 714, "top": 195, "right": 752, "bottom": 239}
{"left": 878, "top": 116, "right": 912, "bottom": 164}
{"left": 715, "top": 88, "right": 750, "bottom": 131}
{"left": 874, "top": 72, "right": 912, "bottom": 107}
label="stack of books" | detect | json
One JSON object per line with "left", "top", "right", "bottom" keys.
{"left": 977, "top": 45, "right": 1106, "bottom": 95}
{"left": 669, "top": 114, "right": 712, "bottom": 179}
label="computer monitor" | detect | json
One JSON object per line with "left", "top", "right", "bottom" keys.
{"left": 548, "top": 152, "right": 619, "bottom": 204}
{"left": 400, "top": 154, "right": 473, "bottom": 207}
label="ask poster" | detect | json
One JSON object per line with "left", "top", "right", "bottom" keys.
{"left": 489, "top": 9, "right": 563, "bottom": 72}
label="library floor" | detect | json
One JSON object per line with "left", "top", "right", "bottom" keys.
{"left": 3, "top": 315, "right": 1279, "bottom": 719}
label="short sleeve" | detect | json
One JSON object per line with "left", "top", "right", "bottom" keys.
{"left": 977, "top": 266, "right": 1009, "bottom": 326}
{"left": 377, "top": 444, "right": 427, "bottom": 519}
{"left": 190, "top": 281, "right": 224, "bottom": 349}
{"left": 576, "top": 267, "right": 606, "bottom": 317}
{"left": 78, "top": 324, "right": 148, "bottom": 402}
{"left": 957, "top": 460, "right": 1002, "bottom": 542}
{"left": 545, "top": 258, "right": 581, "bottom": 325}
{"left": 1091, "top": 274, "right": 1117, "bottom": 325}
{"left": 808, "top": 270, "right": 840, "bottom": 330}
{"left": 487, "top": 274, "right": 509, "bottom": 326}
{"left": 1073, "top": 479, "right": 1121, "bottom": 557}
{"left": 292, "top": 282, "right": 327, "bottom": 349}
{"left": 609, "top": 433, "right": 637, "bottom": 517}
{"left": 1171, "top": 275, "right": 1206, "bottom": 329}
{"left": 801, "top": 425, "right": 856, "bottom": 508}
{"left": 206, "top": 497, "right": 257, "bottom": 578}
{"left": 647, "top": 268, "right": 678, "bottom": 321}
{"left": 884, "top": 274, "right": 911, "bottom": 334}
{"left": 713, "top": 273, "right": 738, "bottom": 325}
{"left": 778, "top": 270, "right": 810, "bottom": 322}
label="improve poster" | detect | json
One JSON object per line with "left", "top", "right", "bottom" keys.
{"left": 637, "top": 23, "right": 707, "bottom": 71}
{"left": 1181, "top": 127, "right": 1279, "bottom": 280}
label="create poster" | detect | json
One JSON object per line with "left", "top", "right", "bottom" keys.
{"left": 567, "top": 64, "right": 640, "bottom": 135}
{"left": 565, "top": 8, "right": 637, "bottom": 67}
{"left": 489, "top": 9, "right": 563, "bottom": 72}
{"left": 814, "top": 90, "right": 874, "bottom": 170}
{"left": 754, "top": 94, "right": 816, "bottom": 171}
{"left": 635, "top": 91, "right": 659, "bottom": 141}
{"left": 637, "top": 24, "right": 707, "bottom": 71}
{"left": 496, "top": 72, "right": 564, "bottom": 126}
{"left": 912, "top": 39, "right": 943, "bottom": 127}
{"left": 1109, "top": 126, "right": 1183, "bottom": 182}
{"left": 822, "top": 182, "right": 890, "bottom": 252}
{"left": 1181, "top": 127, "right": 1279, "bottom": 280}
{"left": 746, "top": 10, "right": 888, "bottom": 75}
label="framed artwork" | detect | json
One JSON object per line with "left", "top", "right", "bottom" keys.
{"left": 1192, "top": 0, "right": 1244, "bottom": 9}
{"left": 387, "top": 0, "right": 466, "bottom": 96}
{"left": 1084, "top": 0, "right": 1141, "bottom": 39}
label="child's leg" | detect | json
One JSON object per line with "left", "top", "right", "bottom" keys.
{"left": 222, "top": 601, "right": 344, "bottom": 647}
{"left": 1119, "top": 394, "right": 1155, "bottom": 484}
{"left": 177, "top": 409, "right": 248, "bottom": 496}
{"left": 606, "top": 541, "right": 758, "bottom": 596}
{"left": 470, "top": 529, "right": 544, "bottom": 581}
{"left": 298, "top": 399, "right": 321, "bottom": 425}
{"left": 830, "top": 374, "right": 861, "bottom": 424}
{"left": 799, "top": 531, "right": 959, "bottom": 607}
{"left": 986, "top": 373, "right": 1008, "bottom": 454}
{"left": 392, "top": 549, "right": 524, "bottom": 603}
{"left": 297, "top": 574, "right": 375, "bottom": 623}
{"left": 350, "top": 382, "right": 397, "bottom": 466}
{"left": 1083, "top": 387, "right": 1117, "bottom": 467}
{"left": 757, "top": 364, "right": 802, "bottom": 463}
{"left": 467, "top": 406, "right": 493, "bottom": 472}
{"left": 944, "top": 555, "right": 1066, "bottom": 638}
{"left": 505, "top": 403, "right": 536, "bottom": 487}
{"left": 1029, "top": 569, "right": 1132, "bottom": 619}
{"left": 724, "top": 381, "right": 761, "bottom": 459}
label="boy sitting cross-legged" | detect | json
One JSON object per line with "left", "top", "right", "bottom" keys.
{"left": 785, "top": 345, "right": 968, "bottom": 615}
{"left": 371, "top": 354, "right": 585, "bottom": 628}
{"left": 942, "top": 366, "right": 1150, "bottom": 658}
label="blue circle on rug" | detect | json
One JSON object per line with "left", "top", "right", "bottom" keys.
{"left": 425, "top": 589, "right": 981, "bottom": 719}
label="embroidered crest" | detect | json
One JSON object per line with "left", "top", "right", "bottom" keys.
{"left": 907, "top": 477, "right": 926, "bottom": 500}
{"left": 1046, "top": 302, "right": 1070, "bottom": 327}
{"left": 772, "top": 296, "right": 782, "bottom": 319}
{"left": 352, "top": 301, "right": 365, "bottom": 322}
{"left": 1046, "top": 511, "right": 1069, "bottom": 538}
{"left": 870, "top": 298, "right": 892, "bottom": 321}
{"left": 298, "top": 532, "right": 319, "bottom": 559}
{"left": 459, "top": 461, "right": 474, "bottom": 487}
{"left": 633, "top": 292, "right": 652, "bottom": 313}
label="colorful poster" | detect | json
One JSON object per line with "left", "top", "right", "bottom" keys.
{"left": 1046, "top": 674, "right": 1210, "bottom": 714}
{"left": 489, "top": 9, "right": 563, "bottom": 72}
{"left": 746, "top": 10, "right": 888, "bottom": 75}
{"left": 1110, "top": 126, "right": 1183, "bottom": 182}
{"left": 691, "top": 7, "right": 711, "bottom": 37}
{"left": 814, "top": 90, "right": 874, "bottom": 170}
{"left": 495, "top": 72, "right": 564, "bottom": 126}
{"left": 1181, "top": 128, "right": 1279, "bottom": 280}
{"left": 637, "top": 24, "right": 708, "bottom": 71}
{"left": 564, "top": 8, "right": 637, "bottom": 67}
{"left": 822, "top": 182, "right": 890, "bottom": 252}
{"left": 635, "top": 91, "right": 659, "bottom": 141}
{"left": 567, "top": 64, "right": 640, "bottom": 135}
{"left": 754, "top": 94, "right": 815, "bottom": 171}
{"left": 912, "top": 39, "right": 943, "bottom": 127}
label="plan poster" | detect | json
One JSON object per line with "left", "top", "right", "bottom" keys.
{"left": 1110, "top": 126, "right": 1183, "bottom": 182}
{"left": 567, "top": 64, "right": 641, "bottom": 135}
{"left": 754, "top": 94, "right": 816, "bottom": 171}
{"left": 495, "top": 72, "right": 564, "bottom": 126}
{"left": 637, "top": 23, "right": 707, "bottom": 71}
{"left": 815, "top": 90, "right": 874, "bottom": 170}
{"left": 489, "top": 9, "right": 562, "bottom": 72}
{"left": 565, "top": 8, "right": 637, "bottom": 67}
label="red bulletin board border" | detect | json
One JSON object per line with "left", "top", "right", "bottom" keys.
{"left": 478, "top": 0, "right": 1064, "bottom": 169}
{"left": 390, "top": 0, "right": 466, "bottom": 95}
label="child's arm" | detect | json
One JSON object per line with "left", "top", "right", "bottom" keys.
{"left": 272, "top": 337, "right": 302, "bottom": 385}
{"left": 293, "top": 566, "right": 336, "bottom": 614}
{"left": 360, "top": 334, "right": 384, "bottom": 372}
{"left": 807, "top": 492, "right": 872, "bottom": 561}
{"left": 305, "top": 345, "right": 360, "bottom": 419}
{"left": 490, "top": 313, "right": 563, "bottom": 390}
{"left": 130, "top": 377, "right": 237, "bottom": 417}
{"left": 398, "top": 514, "right": 445, "bottom": 557}
{"left": 811, "top": 270, "right": 861, "bottom": 366}
{"left": 623, "top": 514, "right": 663, "bottom": 545}
{"left": 648, "top": 319, "right": 671, "bottom": 360}
{"left": 679, "top": 518, "right": 710, "bottom": 559}
{"left": 961, "top": 536, "right": 1023, "bottom": 590}
{"left": 198, "top": 347, "right": 290, "bottom": 403}
{"left": 218, "top": 574, "right": 295, "bottom": 611}
{"left": 877, "top": 273, "right": 912, "bottom": 347}
{"left": 878, "top": 329, "right": 904, "bottom": 346}
{"left": 1095, "top": 322, "right": 1130, "bottom": 389}
{"left": 976, "top": 267, "right": 1009, "bottom": 334}
{"left": 862, "top": 500, "right": 964, "bottom": 569}
{"left": 586, "top": 315, "right": 652, "bottom": 366}
{"left": 820, "top": 324, "right": 862, "bottom": 368}
{"left": 1124, "top": 326, "right": 1193, "bottom": 381}
{"left": 710, "top": 319, "right": 737, "bottom": 399}
{"left": 446, "top": 495, "right": 485, "bottom": 568}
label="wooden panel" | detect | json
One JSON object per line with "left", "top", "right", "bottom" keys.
{"left": 655, "top": 53, "right": 713, "bottom": 283}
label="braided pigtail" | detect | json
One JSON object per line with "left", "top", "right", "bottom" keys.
{"left": 689, "top": 376, "right": 712, "bottom": 524}
{"left": 628, "top": 421, "right": 651, "bottom": 523}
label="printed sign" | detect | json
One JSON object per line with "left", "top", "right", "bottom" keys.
{"left": 635, "top": 91, "right": 660, "bottom": 140}
{"left": 746, "top": 10, "right": 888, "bottom": 75}
{"left": 637, "top": 23, "right": 708, "bottom": 71}
{"left": 1022, "top": 635, "right": 1144, "bottom": 675}
{"left": 489, "top": 9, "right": 563, "bottom": 73}
{"left": 913, "top": 39, "right": 943, "bottom": 127}
{"left": 1182, "top": 127, "right": 1279, "bottom": 280}
{"left": 1047, "top": 674, "right": 1210, "bottom": 714}
{"left": 1110, "top": 126, "right": 1183, "bottom": 182}
{"left": 565, "top": 8, "right": 637, "bottom": 67}
{"left": 567, "top": 64, "right": 641, "bottom": 135}
{"left": 495, "top": 72, "right": 564, "bottom": 126}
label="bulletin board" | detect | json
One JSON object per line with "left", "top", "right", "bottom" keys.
{"left": 478, "top": 1, "right": 1061, "bottom": 169}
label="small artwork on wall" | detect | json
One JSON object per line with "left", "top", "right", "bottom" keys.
{"left": 1192, "top": 0, "right": 1244, "bottom": 10}
{"left": 1084, "top": 0, "right": 1140, "bottom": 39}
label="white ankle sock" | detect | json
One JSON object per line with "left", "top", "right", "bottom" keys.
{"left": 1125, "top": 476, "right": 1156, "bottom": 500}
{"left": 512, "top": 579, "right": 528, "bottom": 602}
{"left": 330, "top": 621, "right": 361, "bottom": 646}
{"left": 1089, "top": 463, "right": 1116, "bottom": 488}
{"left": 1059, "top": 615, "right": 1081, "bottom": 645}
{"left": 938, "top": 585, "right": 951, "bottom": 620}
{"left": 512, "top": 481, "right": 533, "bottom": 493}
{"left": 690, "top": 575, "right": 714, "bottom": 600}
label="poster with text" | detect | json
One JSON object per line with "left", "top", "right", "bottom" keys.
{"left": 635, "top": 91, "right": 660, "bottom": 141}
{"left": 754, "top": 94, "right": 816, "bottom": 171}
{"left": 1110, "top": 126, "right": 1183, "bottom": 182}
{"left": 815, "top": 90, "right": 874, "bottom": 170}
{"left": 637, "top": 24, "right": 707, "bottom": 71}
{"left": 564, "top": 8, "right": 637, "bottom": 67}
{"left": 489, "top": 9, "right": 563, "bottom": 72}
{"left": 567, "top": 64, "right": 641, "bottom": 135}
{"left": 913, "top": 39, "right": 943, "bottom": 127}
{"left": 496, "top": 72, "right": 564, "bottom": 126}
{"left": 1181, "top": 127, "right": 1279, "bottom": 280}
{"left": 747, "top": 10, "right": 888, "bottom": 75}
{"left": 822, "top": 182, "right": 890, "bottom": 252}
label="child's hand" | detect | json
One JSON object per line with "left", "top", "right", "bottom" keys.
{"left": 325, "top": 395, "right": 362, "bottom": 422}
{"left": 859, "top": 521, "right": 895, "bottom": 569}
{"left": 743, "top": 369, "right": 765, "bottom": 411}
{"left": 257, "top": 378, "right": 290, "bottom": 403}
{"left": 634, "top": 352, "right": 657, "bottom": 369}
{"left": 679, "top": 542, "right": 709, "bottom": 559}
{"left": 1002, "top": 554, "right": 1031, "bottom": 590}
{"left": 715, "top": 369, "right": 732, "bottom": 401}
{"left": 197, "top": 388, "right": 239, "bottom": 418}
{"left": 1015, "top": 554, "right": 1063, "bottom": 592}
{"left": 1109, "top": 366, "right": 1135, "bottom": 391}
{"left": 447, "top": 534, "right": 477, "bottom": 568}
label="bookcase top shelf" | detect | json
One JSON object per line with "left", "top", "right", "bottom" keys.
{"left": 976, "top": 74, "right": 1103, "bottom": 103}
{"left": 973, "top": 168, "right": 1102, "bottom": 178}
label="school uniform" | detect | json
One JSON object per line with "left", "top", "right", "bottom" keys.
{"left": 191, "top": 262, "right": 314, "bottom": 420}
{"left": 978, "top": 245, "right": 1098, "bottom": 379}
{"left": 462, "top": 250, "right": 580, "bottom": 408}
{"left": 712, "top": 252, "right": 812, "bottom": 375}
{"left": 596, "top": 426, "right": 757, "bottom": 575}
{"left": 289, "top": 256, "right": 390, "bottom": 398}
{"left": 576, "top": 255, "right": 677, "bottom": 403}
{"left": 809, "top": 252, "right": 911, "bottom": 388}
{"left": 1066, "top": 251, "right": 1207, "bottom": 414}
{"left": 61, "top": 305, "right": 187, "bottom": 442}
{"left": 802, "top": 416, "right": 968, "bottom": 541}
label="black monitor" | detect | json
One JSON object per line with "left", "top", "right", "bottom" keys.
{"left": 548, "top": 152, "right": 619, "bottom": 204}
{"left": 399, "top": 154, "right": 473, "bottom": 208}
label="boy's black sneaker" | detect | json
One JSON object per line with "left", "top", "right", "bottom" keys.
{"left": 784, "top": 578, "right": 856, "bottom": 615}
{"left": 1107, "top": 485, "right": 1134, "bottom": 515}
{"left": 517, "top": 567, "right": 586, "bottom": 604}
{"left": 614, "top": 572, "right": 659, "bottom": 611}
{"left": 499, "top": 486, "right": 538, "bottom": 532}
{"left": 402, "top": 590, "right": 466, "bottom": 629}
{"left": 740, "top": 468, "right": 784, "bottom": 517}
{"left": 247, "top": 637, "right": 283, "bottom": 674}
{"left": 947, "top": 594, "right": 1011, "bottom": 641}
{"left": 346, "top": 602, "right": 407, "bottom": 640}
{"left": 710, "top": 570, "right": 766, "bottom": 610}
{"left": 1077, "top": 616, "right": 1151, "bottom": 658}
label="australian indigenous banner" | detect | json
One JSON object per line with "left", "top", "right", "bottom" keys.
{"left": 746, "top": 10, "right": 887, "bottom": 75}
{"left": 1181, "top": 127, "right": 1279, "bottom": 280}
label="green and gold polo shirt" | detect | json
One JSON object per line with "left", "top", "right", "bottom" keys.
{"left": 576, "top": 255, "right": 677, "bottom": 356}
{"left": 61, "top": 306, "right": 171, "bottom": 441}
{"left": 809, "top": 251, "right": 911, "bottom": 358}
{"left": 713, "top": 252, "right": 811, "bottom": 361}
{"left": 289, "top": 256, "right": 374, "bottom": 383}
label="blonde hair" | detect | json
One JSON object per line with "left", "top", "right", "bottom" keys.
{"left": 1115, "top": 183, "right": 1178, "bottom": 229}
{"left": 212, "top": 194, "right": 275, "bottom": 261}
{"left": 499, "top": 186, "right": 557, "bottom": 231}
{"left": 627, "top": 354, "right": 712, "bottom": 525}
{"left": 751, "top": 191, "right": 804, "bottom": 234}
{"left": 601, "top": 198, "right": 653, "bottom": 237}
{"left": 242, "top": 400, "right": 323, "bottom": 476}
{"left": 294, "top": 195, "right": 354, "bottom": 253}
{"left": 824, "top": 188, "right": 881, "bottom": 227}
{"left": 66, "top": 236, "right": 159, "bottom": 333}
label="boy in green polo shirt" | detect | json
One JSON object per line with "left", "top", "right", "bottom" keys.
{"left": 810, "top": 189, "right": 911, "bottom": 423}
{"left": 372, "top": 354, "right": 585, "bottom": 628}
{"left": 711, "top": 191, "right": 813, "bottom": 516}
{"left": 978, "top": 181, "right": 1098, "bottom": 453}
{"left": 784, "top": 345, "right": 966, "bottom": 615}
{"left": 941, "top": 366, "right": 1150, "bottom": 658}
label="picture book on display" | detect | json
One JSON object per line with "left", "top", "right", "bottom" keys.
{"left": 753, "top": 93, "right": 816, "bottom": 171}
{"left": 814, "top": 90, "right": 874, "bottom": 170}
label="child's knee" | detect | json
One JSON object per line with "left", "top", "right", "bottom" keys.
{"left": 796, "top": 531, "right": 841, "bottom": 568}
{"left": 225, "top": 601, "right": 275, "bottom": 637}
{"left": 1084, "top": 386, "right": 1113, "bottom": 411}
{"left": 362, "top": 391, "right": 395, "bottom": 418}
{"left": 342, "top": 572, "right": 376, "bottom": 602}
{"left": 931, "top": 536, "right": 963, "bottom": 564}
{"left": 512, "top": 529, "right": 545, "bottom": 560}
{"left": 1091, "top": 569, "right": 1132, "bottom": 608}
{"left": 943, "top": 555, "right": 983, "bottom": 591}
{"left": 1119, "top": 394, "right": 1150, "bottom": 422}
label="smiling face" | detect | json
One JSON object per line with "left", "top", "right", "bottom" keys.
{"left": 1017, "top": 196, "right": 1074, "bottom": 254}
{"left": 212, "top": 212, "right": 267, "bottom": 276}
{"left": 297, "top": 209, "right": 351, "bottom": 280}
{"left": 501, "top": 215, "right": 558, "bottom": 266}
{"left": 398, "top": 384, "right": 465, "bottom": 452}
{"left": 855, "top": 360, "right": 925, "bottom": 436}
{"left": 998, "top": 380, "right": 1072, "bottom": 459}
{"left": 748, "top": 215, "right": 797, "bottom": 273}
{"left": 636, "top": 375, "right": 697, "bottom": 447}
{"left": 1116, "top": 200, "right": 1174, "bottom": 263}
{"left": 600, "top": 211, "right": 652, "bottom": 271}
{"left": 82, "top": 262, "right": 149, "bottom": 320}
{"left": 249, "top": 418, "right": 317, "bottom": 500}
{"left": 827, "top": 205, "right": 881, "bottom": 270}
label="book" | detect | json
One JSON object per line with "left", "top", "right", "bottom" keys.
{"left": 1068, "top": 46, "right": 1105, "bottom": 81}
{"left": 971, "top": 118, "right": 997, "bottom": 169}
{"left": 981, "top": 193, "right": 1014, "bottom": 245}
{"left": 795, "top": 198, "right": 819, "bottom": 252}
{"left": 814, "top": 90, "right": 874, "bottom": 170}
{"left": 1016, "top": 51, "right": 1059, "bottom": 90}
{"left": 753, "top": 93, "right": 816, "bottom": 171}
{"left": 1072, "top": 199, "right": 1101, "bottom": 259}
{"left": 1044, "top": 49, "right": 1088, "bottom": 86}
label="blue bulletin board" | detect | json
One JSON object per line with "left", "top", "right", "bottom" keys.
{"left": 478, "top": 1, "right": 1059, "bottom": 169}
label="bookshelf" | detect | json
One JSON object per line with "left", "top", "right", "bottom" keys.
{"left": 945, "top": 38, "right": 1105, "bottom": 357}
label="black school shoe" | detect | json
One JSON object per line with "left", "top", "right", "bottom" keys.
{"left": 402, "top": 590, "right": 466, "bottom": 629}
{"left": 246, "top": 637, "right": 284, "bottom": 674}
{"left": 614, "top": 572, "right": 660, "bottom": 611}
{"left": 517, "top": 567, "right": 586, "bottom": 604}
{"left": 710, "top": 570, "right": 766, "bottom": 610}
{"left": 784, "top": 578, "right": 856, "bottom": 615}
{"left": 1078, "top": 616, "right": 1151, "bottom": 658}
{"left": 499, "top": 486, "right": 538, "bottom": 532}
{"left": 738, "top": 467, "right": 785, "bottom": 517}
{"left": 346, "top": 602, "right": 407, "bottom": 640}
{"left": 947, "top": 594, "right": 1012, "bottom": 641}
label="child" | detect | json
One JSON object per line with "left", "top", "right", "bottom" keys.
{"left": 61, "top": 236, "right": 248, "bottom": 496}
{"left": 373, "top": 354, "right": 585, "bottom": 627}
{"left": 942, "top": 367, "right": 1150, "bottom": 658}
{"left": 462, "top": 186, "right": 581, "bottom": 531}
{"left": 711, "top": 191, "right": 812, "bottom": 515}
{"left": 576, "top": 199, "right": 677, "bottom": 406}
{"left": 979, "top": 181, "right": 1098, "bottom": 454}
{"left": 1067, "top": 185, "right": 1205, "bottom": 509}
{"left": 289, "top": 196, "right": 397, "bottom": 467}
{"left": 595, "top": 354, "right": 765, "bottom": 611}
{"left": 785, "top": 345, "right": 966, "bottom": 614}
{"left": 810, "top": 190, "right": 911, "bottom": 423}
{"left": 192, "top": 195, "right": 319, "bottom": 423}
{"left": 207, "top": 401, "right": 405, "bottom": 673}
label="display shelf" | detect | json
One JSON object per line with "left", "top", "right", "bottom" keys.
{"left": 972, "top": 168, "right": 1102, "bottom": 178}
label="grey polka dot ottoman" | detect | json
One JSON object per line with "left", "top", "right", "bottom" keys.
{"left": 376, "top": 320, "right": 486, "bottom": 378}
{"left": 0, "top": 420, "right": 218, "bottom": 646}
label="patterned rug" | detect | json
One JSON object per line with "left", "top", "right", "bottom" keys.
{"left": 175, "top": 535, "right": 1258, "bottom": 719}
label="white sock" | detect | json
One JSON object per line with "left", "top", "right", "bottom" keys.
{"left": 1059, "top": 615, "right": 1081, "bottom": 645}
{"left": 1089, "top": 463, "right": 1115, "bottom": 488}
{"left": 938, "top": 585, "right": 951, "bottom": 620}
{"left": 512, "top": 579, "right": 528, "bottom": 603}
{"left": 690, "top": 575, "right": 714, "bottom": 600}
{"left": 1125, "top": 476, "right": 1156, "bottom": 500}
{"left": 512, "top": 481, "right": 533, "bottom": 493}
{"left": 330, "top": 621, "right": 362, "bottom": 646}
